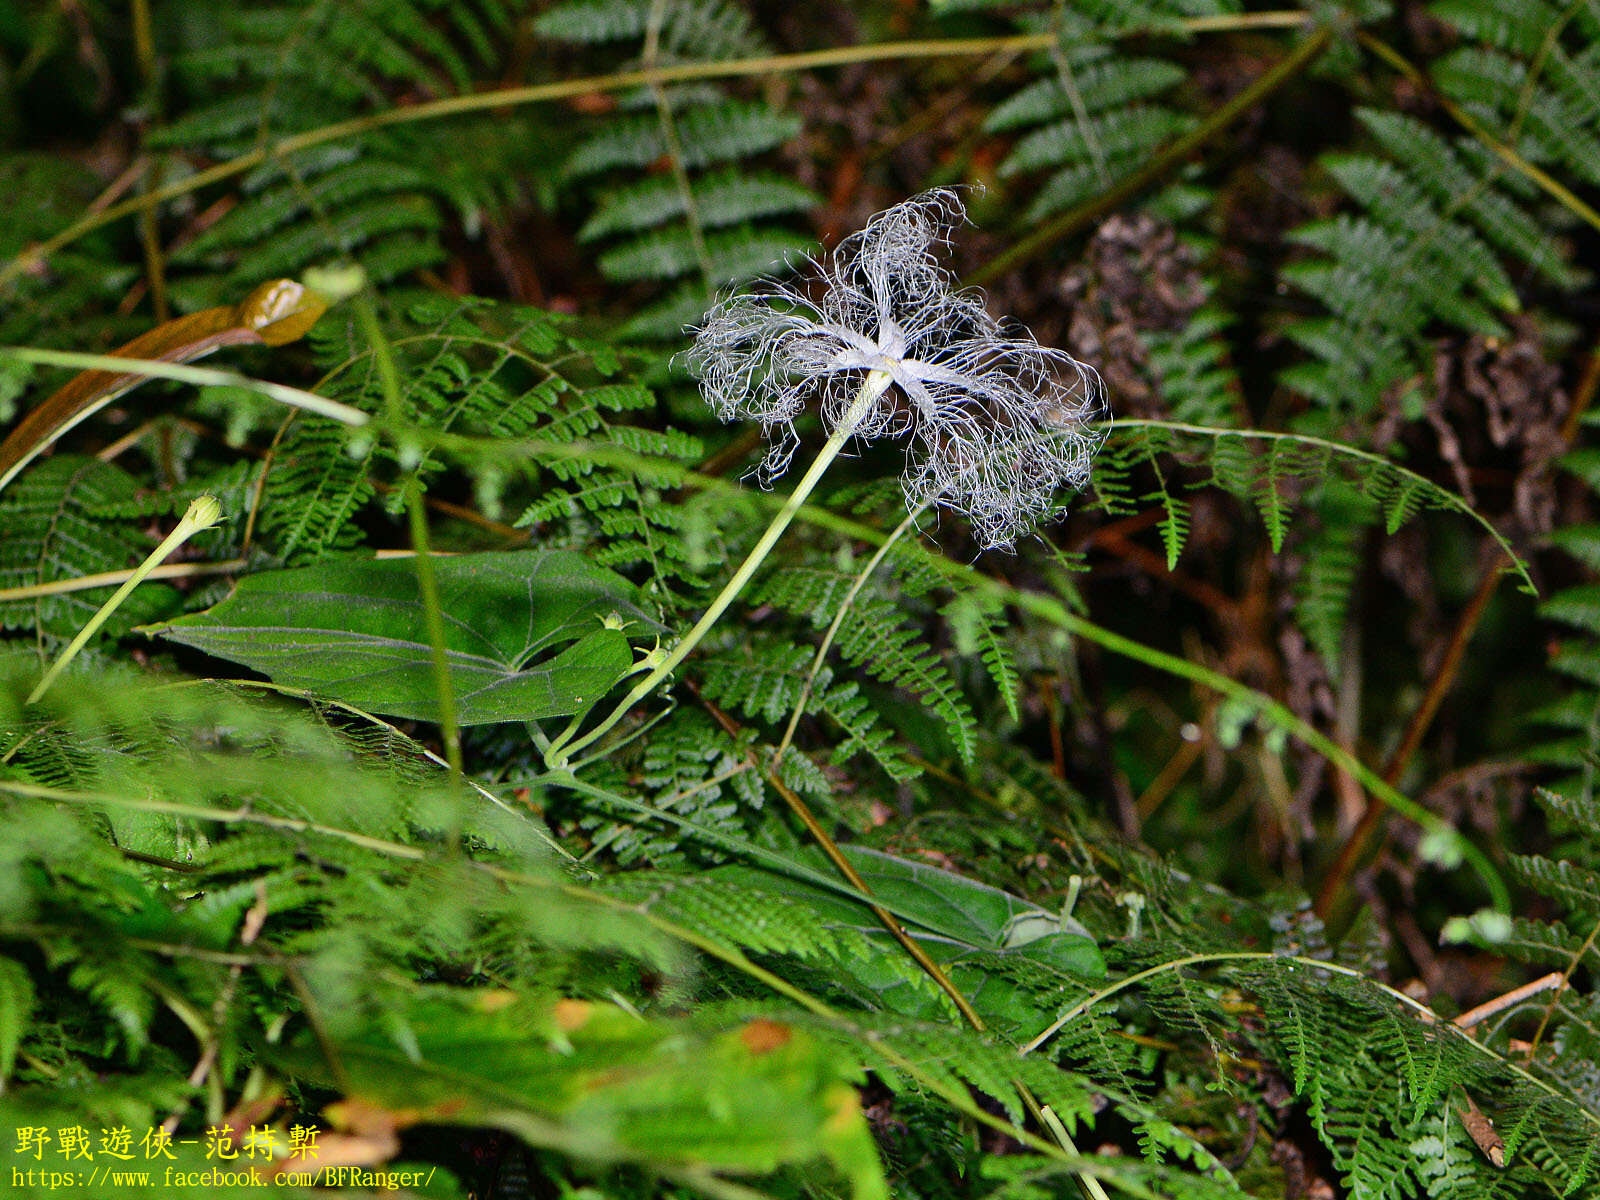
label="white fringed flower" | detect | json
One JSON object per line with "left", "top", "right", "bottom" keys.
{"left": 688, "top": 188, "right": 1106, "bottom": 549}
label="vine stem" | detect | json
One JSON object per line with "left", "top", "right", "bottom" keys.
{"left": 0, "top": 558, "right": 247, "bottom": 602}
{"left": 0, "top": 13, "right": 1313, "bottom": 289}
{"left": 130, "top": 0, "right": 169, "bottom": 324}
{"left": 0, "top": 347, "right": 369, "bottom": 437}
{"left": 545, "top": 370, "right": 893, "bottom": 768}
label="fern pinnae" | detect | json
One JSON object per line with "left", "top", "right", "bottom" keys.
{"left": 0, "top": 457, "right": 183, "bottom": 643}
{"left": 1141, "top": 448, "right": 1188, "bottom": 571}
{"left": 17, "top": 8, "right": 1600, "bottom": 1191}
{"left": 1356, "top": 108, "right": 1578, "bottom": 290}
{"left": 976, "top": 0, "right": 1223, "bottom": 225}
{"left": 1110, "top": 419, "right": 1536, "bottom": 596}
{"left": 257, "top": 295, "right": 702, "bottom": 584}
{"left": 152, "top": 0, "right": 522, "bottom": 309}
{"left": 1251, "top": 440, "right": 1293, "bottom": 554}
{"left": 940, "top": 587, "right": 1022, "bottom": 724}
{"left": 1044, "top": 6, "right": 1114, "bottom": 189}
{"left": 1522, "top": 414, "right": 1600, "bottom": 1116}
{"left": 213, "top": 677, "right": 569, "bottom": 859}
{"left": 561, "top": 772, "right": 1036, "bottom": 1028}
{"left": 765, "top": 497, "right": 1508, "bottom": 906}
{"left": 1293, "top": 481, "right": 1373, "bottom": 679}
{"left": 537, "top": 0, "right": 818, "bottom": 339}
{"left": 1285, "top": 4, "right": 1595, "bottom": 427}
{"left": 758, "top": 565, "right": 979, "bottom": 763}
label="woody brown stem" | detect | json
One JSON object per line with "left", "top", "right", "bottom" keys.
{"left": 1315, "top": 336, "right": 1600, "bottom": 921}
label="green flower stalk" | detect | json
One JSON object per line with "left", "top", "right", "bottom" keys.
{"left": 27, "top": 495, "right": 223, "bottom": 705}
{"left": 544, "top": 189, "right": 1103, "bottom": 768}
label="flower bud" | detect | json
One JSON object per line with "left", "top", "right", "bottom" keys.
{"left": 183, "top": 495, "right": 223, "bottom": 532}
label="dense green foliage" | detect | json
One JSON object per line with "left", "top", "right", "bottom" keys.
{"left": 2, "top": 0, "right": 1599, "bottom": 1197}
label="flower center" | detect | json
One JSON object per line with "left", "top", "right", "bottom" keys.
{"left": 875, "top": 317, "right": 906, "bottom": 361}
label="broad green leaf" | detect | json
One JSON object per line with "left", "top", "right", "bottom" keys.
{"left": 722, "top": 847, "right": 1104, "bottom": 1027}
{"left": 150, "top": 550, "right": 655, "bottom": 725}
{"left": 277, "top": 990, "right": 887, "bottom": 1200}
{"left": 842, "top": 847, "right": 1097, "bottom": 950}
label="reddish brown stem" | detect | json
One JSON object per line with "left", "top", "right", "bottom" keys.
{"left": 1312, "top": 560, "right": 1501, "bottom": 919}
{"left": 1314, "top": 336, "right": 1600, "bottom": 921}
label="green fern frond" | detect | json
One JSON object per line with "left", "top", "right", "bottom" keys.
{"left": 1237, "top": 960, "right": 1596, "bottom": 1197}
{"left": 0, "top": 457, "right": 180, "bottom": 642}
{"left": 1506, "top": 854, "right": 1600, "bottom": 917}
{"left": 0, "top": 155, "right": 138, "bottom": 347}
{"left": 1357, "top": 109, "right": 1580, "bottom": 289}
{"left": 63, "top": 956, "right": 156, "bottom": 1055}
{"left": 942, "top": 590, "right": 1022, "bottom": 724}
{"left": 756, "top": 565, "right": 978, "bottom": 763}
{"left": 1292, "top": 482, "right": 1375, "bottom": 676}
{"left": 538, "top": 0, "right": 819, "bottom": 339}
{"left": 821, "top": 679, "right": 924, "bottom": 784}
{"left": 1530, "top": 436, "right": 1600, "bottom": 873}
{"left": 698, "top": 644, "right": 921, "bottom": 783}
{"left": 154, "top": 0, "right": 522, "bottom": 309}
{"left": 1142, "top": 303, "right": 1244, "bottom": 427}
{"left": 578, "top": 168, "right": 817, "bottom": 244}
{"left": 1142, "top": 452, "right": 1189, "bottom": 570}
{"left": 977, "top": 1, "right": 1225, "bottom": 224}
{"left": 247, "top": 295, "right": 702, "bottom": 582}
{"left": 1434, "top": 46, "right": 1600, "bottom": 188}
{"left": 1282, "top": 4, "right": 1592, "bottom": 422}
{"left": 604, "top": 867, "right": 905, "bottom": 975}
{"left": 1096, "top": 422, "right": 1531, "bottom": 603}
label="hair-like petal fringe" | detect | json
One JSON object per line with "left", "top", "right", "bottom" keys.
{"left": 687, "top": 188, "right": 1106, "bottom": 549}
